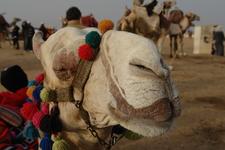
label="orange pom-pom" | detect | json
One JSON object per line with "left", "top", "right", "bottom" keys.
{"left": 98, "top": 20, "right": 114, "bottom": 34}
{"left": 27, "top": 86, "right": 36, "bottom": 100}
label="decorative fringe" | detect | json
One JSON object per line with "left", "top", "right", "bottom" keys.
{"left": 32, "top": 103, "right": 49, "bottom": 128}
{"left": 21, "top": 100, "right": 40, "bottom": 120}
{"left": 39, "top": 103, "right": 62, "bottom": 134}
{"left": 35, "top": 73, "right": 44, "bottom": 84}
{"left": 33, "top": 85, "right": 44, "bottom": 102}
{"left": 12, "top": 134, "right": 23, "bottom": 144}
{"left": 23, "top": 120, "right": 40, "bottom": 139}
{"left": 40, "top": 132, "right": 54, "bottom": 150}
{"left": 27, "top": 86, "right": 37, "bottom": 100}
{"left": 40, "top": 88, "right": 56, "bottom": 103}
{"left": 124, "top": 130, "right": 143, "bottom": 140}
{"left": 52, "top": 134, "right": 71, "bottom": 150}
{"left": 28, "top": 80, "right": 38, "bottom": 87}
{"left": 26, "top": 97, "right": 33, "bottom": 102}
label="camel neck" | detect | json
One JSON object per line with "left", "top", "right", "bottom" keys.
{"left": 179, "top": 17, "right": 190, "bottom": 32}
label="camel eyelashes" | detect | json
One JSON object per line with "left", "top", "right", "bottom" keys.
{"left": 131, "top": 64, "right": 155, "bottom": 74}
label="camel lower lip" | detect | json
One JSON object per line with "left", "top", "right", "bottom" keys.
{"left": 115, "top": 97, "right": 174, "bottom": 122}
{"left": 108, "top": 104, "right": 173, "bottom": 126}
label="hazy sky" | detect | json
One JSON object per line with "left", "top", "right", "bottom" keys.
{"left": 1, "top": 0, "right": 225, "bottom": 31}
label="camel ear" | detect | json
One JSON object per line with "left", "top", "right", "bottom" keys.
{"left": 185, "top": 12, "right": 191, "bottom": 17}
{"left": 32, "top": 31, "right": 45, "bottom": 60}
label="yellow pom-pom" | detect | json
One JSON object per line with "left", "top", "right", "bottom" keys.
{"left": 40, "top": 88, "right": 56, "bottom": 103}
{"left": 52, "top": 134, "right": 71, "bottom": 150}
{"left": 98, "top": 19, "right": 114, "bottom": 34}
{"left": 26, "top": 86, "right": 36, "bottom": 100}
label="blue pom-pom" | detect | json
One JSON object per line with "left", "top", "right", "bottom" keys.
{"left": 28, "top": 80, "right": 38, "bottom": 87}
{"left": 40, "top": 132, "right": 53, "bottom": 150}
{"left": 23, "top": 120, "right": 40, "bottom": 139}
{"left": 26, "top": 98, "right": 33, "bottom": 102}
{"left": 33, "top": 85, "right": 44, "bottom": 102}
{"left": 85, "top": 31, "right": 101, "bottom": 48}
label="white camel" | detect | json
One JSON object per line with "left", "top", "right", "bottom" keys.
{"left": 32, "top": 26, "right": 181, "bottom": 150}
{"left": 117, "top": 0, "right": 176, "bottom": 53}
{"left": 168, "top": 11, "right": 200, "bottom": 57}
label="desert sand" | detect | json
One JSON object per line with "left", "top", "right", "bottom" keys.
{"left": 0, "top": 37, "right": 225, "bottom": 150}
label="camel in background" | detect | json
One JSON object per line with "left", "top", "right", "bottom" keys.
{"left": 0, "top": 13, "right": 11, "bottom": 48}
{"left": 168, "top": 9, "right": 200, "bottom": 57}
{"left": 117, "top": 0, "right": 176, "bottom": 52}
{"left": 0, "top": 13, "right": 21, "bottom": 48}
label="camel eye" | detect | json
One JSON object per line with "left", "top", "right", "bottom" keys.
{"left": 54, "top": 68, "right": 72, "bottom": 81}
{"left": 135, "top": 65, "right": 154, "bottom": 73}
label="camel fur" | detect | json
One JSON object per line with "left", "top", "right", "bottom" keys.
{"left": 32, "top": 27, "right": 181, "bottom": 150}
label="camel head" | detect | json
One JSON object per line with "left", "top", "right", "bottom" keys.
{"left": 185, "top": 12, "right": 200, "bottom": 22}
{"left": 32, "top": 27, "right": 181, "bottom": 148}
{"left": 163, "top": 1, "right": 177, "bottom": 9}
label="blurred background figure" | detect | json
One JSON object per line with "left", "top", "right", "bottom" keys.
{"left": 213, "top": 25, "right": 225, "bottom": 56}
{"left": 38, "top": 22, "right": 49, "bottom": 41}
{"left": 24, "top": 21, "right": 34, "bottom": 52}
{"left": 21, "top": 20, "right": 28, "bottom": 51}
{"left": 65, "top": 6, "right": 86, "bottom": 29}
{"left": 11, "top": 22, "right": 20, "bottom": 49}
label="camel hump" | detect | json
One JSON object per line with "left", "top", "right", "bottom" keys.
{"left": 168, "top": 9, "right": 183, "bottom": 23}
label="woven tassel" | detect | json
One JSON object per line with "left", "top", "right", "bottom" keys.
{"left": 21, "top": 100, "right": 40, "bottom": 120}
{"left": 40, "top": 88, "right": 56, "bottom": 103}
{"left": 40, "top": 132, "right": 54, "bottom": 150}
{"left": 39, "top": 103, "right": 62, "bottom": 134}
{"left": 28, "top": 79, "right": 38, "bottom": 87}
{"left": 32, "top": 103, "right": 49, "bottom": 128}
{"left": 23, "top": 120, "right": 40, "bottom": 139}
{"left": 52, "top": 134, "right": 71, "bottom": 150}
{"left": 33, "top": 85, "right": 44, "bottom": 102}
{"left": 27, "top": 86, "right": 37, "bottom": 100}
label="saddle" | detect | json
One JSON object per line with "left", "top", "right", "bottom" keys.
{"left": 168, "top": 9, "right": 183, "bottom": 24}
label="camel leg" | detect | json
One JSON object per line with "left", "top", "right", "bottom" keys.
{"left": 174, "top": 35, "right": 178, "bottom": 57}
{"left": 179, "top": 35, "right": 184, "bottom": 56}
{"left": 169, "top": 35, "right": 173, "bottom": 58}
{"left": 157, "top": 35, "right": 166, "bottom": 53}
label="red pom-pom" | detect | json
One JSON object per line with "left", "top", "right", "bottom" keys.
{"left": 35, "top": 73, "right": 44, "bottom": 84}
{"left": 21, "top": 101, "right": 40, "bottom": 120}
{"left": 32, "top": 103, "right": 49, "bottom": 128}
{"left": 78, "top": 44, "right": 94, "bottom": 60}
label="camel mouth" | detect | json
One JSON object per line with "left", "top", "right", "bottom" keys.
{"left": 108, "top": 96, "right": 181, "bottom": 136}
{"left": 108, "top": 96, "right": 181, "bottom": 126}
{"left": 114, "top": 95, "right": 181, "bottom": 122}
{"left": 108, "top": 104, "right": 174, "bottom": 137}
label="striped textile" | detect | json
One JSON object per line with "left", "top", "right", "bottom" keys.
{"left": 0, "top": 106, "right": 23, "bottom": 127}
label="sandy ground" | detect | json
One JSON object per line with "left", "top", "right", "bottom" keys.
{"left": 0, "top": 37, "right": 225, "bottom": 150}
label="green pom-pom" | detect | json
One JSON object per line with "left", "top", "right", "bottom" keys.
{"left": 124, "top": 130, "right": 143, "bottom": 140}
{"left": 85, "top": 31, "right": 101, "bottom": 48}
{"left": 52, "top": 134, "right": 71, "bottom": 150}
{"left": 40, "top": 88, "right": 56, "bottom": 103}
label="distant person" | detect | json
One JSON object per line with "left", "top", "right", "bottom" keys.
{"left": 38, "top": 22, "right": 49, "bottom": 41}
{"left": 0, "top": 65, "right": 28, "bottom": 108}
{"left": 25, "top": 21, "right": 35, "bottom": 52}
{"left": 65, "top": 6, "right": 87, "bottom": 29}
{"left": 21, "top": 20, "right": 28, "bottom": 50}
{"left": 213, "top": 25, "right": 225, "bottom": 56}
{"left": 11, "top": 22, "right": 20, "bottom": 49}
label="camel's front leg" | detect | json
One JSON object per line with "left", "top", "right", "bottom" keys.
{"left": 169, "top": 35, "right": 173, "bottom": 58}
{"left": 179, "top": 35, "right": 184, "bottom": 56}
